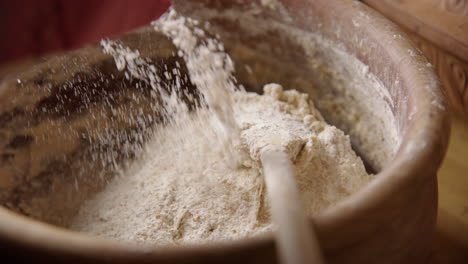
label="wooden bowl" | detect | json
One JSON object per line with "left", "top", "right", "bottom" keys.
{"left": 0, "top": 0, "right": 450, "bottom": 263}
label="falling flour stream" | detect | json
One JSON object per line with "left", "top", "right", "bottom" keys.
{"left": 71, "top": 7, "right": 372, "bottom": 264}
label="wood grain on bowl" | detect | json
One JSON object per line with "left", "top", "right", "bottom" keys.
{"left": 362, "top": 0, "right": 468, "bottom": 118}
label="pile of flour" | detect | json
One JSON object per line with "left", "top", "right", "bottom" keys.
{"left": 71, "top": 83, "right": 371, "bottom": 244}
{"left": 69, "top": 8, "right": 372, "bottom": 245}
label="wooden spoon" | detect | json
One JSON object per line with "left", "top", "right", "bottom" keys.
{"left": 261, "top": 149, "right": 325, "bottom": 264}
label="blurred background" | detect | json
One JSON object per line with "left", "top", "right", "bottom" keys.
{"left": 0, "top": 0, "right": 170, "bottom": 64}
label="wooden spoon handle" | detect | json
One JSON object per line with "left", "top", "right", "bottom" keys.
{"left": 261, "top": 150, "right": 325, "bottom": 264}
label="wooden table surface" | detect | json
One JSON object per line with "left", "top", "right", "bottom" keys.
{"left": 432, "top": 116, "right": 468, "bottom": 263}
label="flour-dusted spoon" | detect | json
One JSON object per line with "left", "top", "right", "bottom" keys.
{"left": 260, "top": 147, "right": 325, "bottom": 264}
{"left": 235, "top": 83, "right": 325, "bottom": 264}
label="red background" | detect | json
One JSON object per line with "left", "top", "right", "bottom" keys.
{"left": 0, "top": 0, "right": 171, "bottom": 64}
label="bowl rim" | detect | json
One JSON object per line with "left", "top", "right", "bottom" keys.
{"left": 0, "top": 0, "right": 450, "bottom": 260}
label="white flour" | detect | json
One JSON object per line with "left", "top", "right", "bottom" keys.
{"left": 70, "top": 8, "right": 372, "bottom": 245}
{"left": 71, "top": 84, "right": 371, "bottom": 245}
